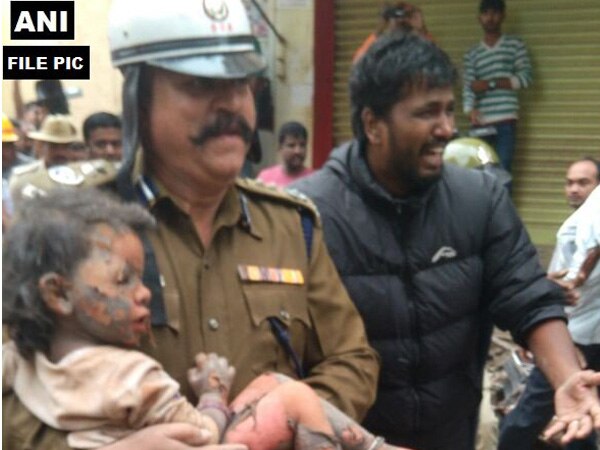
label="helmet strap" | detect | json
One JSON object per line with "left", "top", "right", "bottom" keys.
{"left": 118, "top": 64, "right": 142, "bottom": 182}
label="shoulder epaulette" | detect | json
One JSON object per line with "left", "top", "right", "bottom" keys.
{"left": 9, "top": 159, "right": 119, "bottom": 207}
{"left": 236, "top": 178, "right": 320, "bottom": 224}
{"left": 10, "top": 159, "right": 44, "bottom": 177}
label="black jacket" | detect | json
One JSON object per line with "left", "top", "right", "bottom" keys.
{"left": 292, "top": 140, "right": 565, "bottom": 444}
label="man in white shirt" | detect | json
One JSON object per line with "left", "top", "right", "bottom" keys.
{"left": 499, "top": 177, "right": 600, "bottom": 450}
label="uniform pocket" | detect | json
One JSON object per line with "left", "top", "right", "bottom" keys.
{"left": 241, "top": 283, "right": 311, "bottom": 376}
{"left": 241, "top": 283, "right": 310, "bottom": 328}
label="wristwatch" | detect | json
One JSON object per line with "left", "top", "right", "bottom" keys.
{"left": 488, "top": 80, "right": 497, "bottom": 91}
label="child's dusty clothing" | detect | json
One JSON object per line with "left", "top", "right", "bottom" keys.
{"left": 2, "top": 342, "right": 219, "bottom": 449}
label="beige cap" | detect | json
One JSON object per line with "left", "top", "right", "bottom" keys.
{"left": 28, "top": 115, "right": 78, "bottom": 144}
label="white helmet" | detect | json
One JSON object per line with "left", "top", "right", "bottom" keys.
{"left": 108, "top": 0, "right": 265, "bottom": 78}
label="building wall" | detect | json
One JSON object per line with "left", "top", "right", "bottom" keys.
{"left": 2, "top": 0, "right": 121, "bottom": 138}
{"left": 254, "top": 0, "right": 316, "bottom": 170}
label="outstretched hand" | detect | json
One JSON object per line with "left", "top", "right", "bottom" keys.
{"left": 544, "top": 370, "right": 600, "bottom": 444}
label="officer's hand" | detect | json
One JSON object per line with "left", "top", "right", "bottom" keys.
{"left": 98, "top": 423, "right": 248, "bottom": 450}
{"left": 544, "top": 370, "right": 600, "bottom": 445}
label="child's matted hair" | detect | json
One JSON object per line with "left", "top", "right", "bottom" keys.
{"left": 2, "top": 188, "right": 155, "bottom": 359}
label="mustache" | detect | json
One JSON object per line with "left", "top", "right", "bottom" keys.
{"left": 189, "top": 112, "right": 254, "bottom": 147}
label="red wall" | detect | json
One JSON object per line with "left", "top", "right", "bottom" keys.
{"left": 312, "top": 1, "right": 335, "bottom": 168}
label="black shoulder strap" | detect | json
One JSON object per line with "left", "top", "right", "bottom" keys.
{"left": 267, "top": 208, "right": 314, "bottom": 379}
{"left": 141, "top": 234, "right": 168, "bottom": 326}
{"left": 268, "top": 317, "right": 307, "bottom": 379}
{"left": 300, "top": 208, "right": 314, "bottom": 259}
{"left": 116, "top": 174, "right": 168, "bottom": 326}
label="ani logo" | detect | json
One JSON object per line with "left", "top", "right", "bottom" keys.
{"left": 203, "top": 0, "right": 229, "bottom": 22}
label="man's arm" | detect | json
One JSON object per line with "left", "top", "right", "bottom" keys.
{"left": 528, "top": 322, "right": 600, "bottom": 444}
{"left": 569, "top": 187, "right": 600, "bottom": 285}
{"left": 100, "top": 424, "right": 248, "bottom": 450}
{"left": 537, "top": 188, "right": 600, "bottom": 442}
{"left": 510, "top": 38, "right": 533, "bottom": 90}
{"left": 466, "top": 38, "right": 532, "bottom": 97}
{"left": 525, "top": 320, "right": 582, "bottom": 389}
{"left": 4, "top": 390, "right": 246, "bottom": 450}
{"left": 573, "top": 246, "right": 600, "bottom": 287}
{"left": 482, "top": 179, "right": 600, "bottom": 444}
{"left": 470, "top": 77, "right": 514, "bottom": 93}
{"left": 302, "top": 225, "right": 380, "bottom": 421}
{"left": 548, "top": 245, "right": 599, "bottom": 305}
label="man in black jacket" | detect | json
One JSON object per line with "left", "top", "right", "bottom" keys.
{"left": 292, "top": 33, "right": 600, "bottom": 450}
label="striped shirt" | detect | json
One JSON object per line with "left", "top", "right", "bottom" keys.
{"left": 462, "top": 35, "right": 533, "bottom": 124}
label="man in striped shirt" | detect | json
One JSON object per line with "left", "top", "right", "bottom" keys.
{"left": 462, "top": 0, "right": 532, "bottom": 175}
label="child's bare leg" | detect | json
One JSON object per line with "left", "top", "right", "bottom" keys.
{"left": 254, "top": 373, "right": 412, "bottom": 450}
{"left": 224, "top": 373, "right": 339, "bottom": 450}
{"left": 228, "top": 371, "right": 281, "bottom": 412}
{"left": 318, "top": 399, "right": 413, "bottom": 450}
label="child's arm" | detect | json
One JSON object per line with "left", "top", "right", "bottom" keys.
{"left": 188, "top": 353, "right": 236, "bottom": 440}
{"left": 98, "top": 424, "right": 250, "bottom": 450}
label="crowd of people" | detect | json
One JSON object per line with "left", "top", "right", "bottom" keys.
{"left": 2, "top": 110, "right": 123, "bottom": 167}
{"left": 2, "top": 1, "right": 599, "bottom": 450}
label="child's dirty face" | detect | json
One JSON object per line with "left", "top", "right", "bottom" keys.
{"left": 69, "top": 226, "right": 151, "bottom": 347}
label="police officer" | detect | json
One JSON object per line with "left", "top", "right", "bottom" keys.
{"left": 3, "top": 0, "right": 379, "bottom": 449}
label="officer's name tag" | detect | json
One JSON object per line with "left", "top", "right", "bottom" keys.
{"left": 238, "top": 265, "right": 304, "bottom": 285}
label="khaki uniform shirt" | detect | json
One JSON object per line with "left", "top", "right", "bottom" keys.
{"left": 141, "top": 178, "right": 379, "bottom": 417}
{"left": 4, "top": 164, "right": 379, "bottom": 450}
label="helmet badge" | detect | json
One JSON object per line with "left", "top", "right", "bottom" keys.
{"left": 203, "top": 0, "right": 229, "bottom": 22}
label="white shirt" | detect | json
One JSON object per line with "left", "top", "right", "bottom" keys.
{"left": 548, "top": 185, "right": 600, "bottom": 345}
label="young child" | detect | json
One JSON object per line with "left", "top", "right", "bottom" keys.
{"left": 3, "top": 188, "right": 408, "bottom": 450}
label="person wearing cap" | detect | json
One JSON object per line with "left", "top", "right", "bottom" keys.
{"left": 27, "top": 114, "right": 80, "bottom": 167}
{"left": 9, "top": 114, "right": 83, "bottom": 213}
{"left": 292, "top": 33, "right": 600, "bottom": 450}
{"left": 2, "top": 1, "right": 379, "bottom": 449}
{"left": 352, "top": 1, "right": 433, "bottom": 64}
